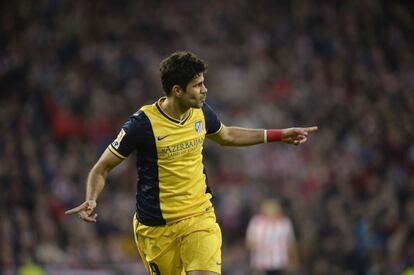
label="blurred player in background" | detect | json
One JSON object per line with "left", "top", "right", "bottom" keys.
{"left": 65, "top": 51, "right": 316, "bottom": 275}
{"left": 246, "top": 199, "right": 299, "bottom": 275}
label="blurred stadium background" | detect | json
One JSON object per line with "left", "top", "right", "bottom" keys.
{"left": 1, "top": 0, "right": 414, "bottom": 274}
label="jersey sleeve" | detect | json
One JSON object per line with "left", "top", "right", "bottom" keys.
{"left": 107, "top": 111, "right": 145, "bottom": 159}
{"left": 246, "top": 216, "right": 257, "bottom": 243}
{"left": 285, "top": 218, "right": 296, "bottom": 241}
{"left": 202, "top": 103, "right": 222, "bottom": 135}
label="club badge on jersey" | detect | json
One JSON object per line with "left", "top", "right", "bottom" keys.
{"left": 195, "top": 120, "right": 203, "bottom": 134}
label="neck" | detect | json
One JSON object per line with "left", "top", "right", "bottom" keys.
{"left": 160, "top": 97, "right": 190, "bottom": 121}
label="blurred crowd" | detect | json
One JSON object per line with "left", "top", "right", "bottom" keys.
{"left": 1, "top": 0, "right": 414, "bottom": 274}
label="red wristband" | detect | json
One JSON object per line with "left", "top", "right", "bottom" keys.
{"left": 265, "top": 129, "right": 282, "bottom": 143}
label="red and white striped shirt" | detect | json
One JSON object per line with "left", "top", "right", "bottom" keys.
{"left": 246, "top": 215, "right": 295, "bottom": 271}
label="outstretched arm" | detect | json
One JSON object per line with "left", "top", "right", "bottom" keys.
{"left": 65, "top": 148, "right": 123, "bottom": 222}
{"left": 207, "top": 125, "right": 318, "bottom": 146}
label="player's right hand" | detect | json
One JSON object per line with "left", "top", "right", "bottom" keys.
{"left": 65, "top": 200, "right": 98, "bottom": 223}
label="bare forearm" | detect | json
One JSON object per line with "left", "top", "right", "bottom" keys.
{"left": 85, "top": 164, "right": 109, "bottom": 201}
{"left": 288, "top": 241, "right": 300, "bottom": 269}
{"left": 217, "top": 127, "right": 264, "bottom": 146}
{"left": 65, "top": 149, "right": 123, "bottom": 222}
{"left": 210, "top": 125, "right": 318, "bottom": 147}
{"left": 84, "top": 149, "right": 123, "bottom": 201}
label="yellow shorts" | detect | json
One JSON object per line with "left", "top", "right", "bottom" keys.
{"left": 133, "top": 210, "right": 222, "bottom": 275}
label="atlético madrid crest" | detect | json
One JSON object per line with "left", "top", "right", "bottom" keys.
{"left": 195, "top": 120, "right": 203, "bottom": 134}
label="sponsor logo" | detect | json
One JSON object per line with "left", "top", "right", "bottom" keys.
{"left": 158, "top": 136, "right": 204, "bottom": 158}
{"left": 112, "top": 129, "right": 125, "bottom": 149}
{"left": 157, "top": 135, "right": 168, "bottom": 141}
{"left": 195, "top": 120, "right": 202, "bottom": 134}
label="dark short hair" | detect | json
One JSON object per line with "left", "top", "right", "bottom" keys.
{"left": 160, "top": 51, "right": 207, "bottom": 95}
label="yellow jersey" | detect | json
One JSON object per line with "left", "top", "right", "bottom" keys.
{"left": 108, "top": 98, "right": 222, "bottom": 226}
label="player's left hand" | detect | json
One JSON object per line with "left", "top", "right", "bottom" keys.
{"left": 65, "top": 200, "right": 98, "bottom": 223}
{"left": 281, "top": 126, "right": 318, "bottom": 145}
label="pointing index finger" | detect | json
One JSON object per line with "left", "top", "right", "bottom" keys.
{"left": 65, "top": 202, "right": 88, "bottom": 215}
{"left": 306, "top": 126, "right": 318, "bottom": 132}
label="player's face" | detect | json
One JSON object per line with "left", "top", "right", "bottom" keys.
{"left": 181, "top": 74, "right": 207, "bottom": 108}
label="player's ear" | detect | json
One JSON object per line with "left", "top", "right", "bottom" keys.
{"left": 172, "top": 85, "right": 184, "bottom": 98}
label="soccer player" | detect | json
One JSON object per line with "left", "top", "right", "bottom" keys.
{"left": 246, "top": 199, "right": 299, "bottom": 275}
{"left": 65, "top": 51, "right": 317, "bottom": 275}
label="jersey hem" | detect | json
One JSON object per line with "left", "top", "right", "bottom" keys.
{"left": 137, "top": 207, "right": 215, "bottom": 227}
{"left": 186, "top": 268, "right": 221, "bottom": 275}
